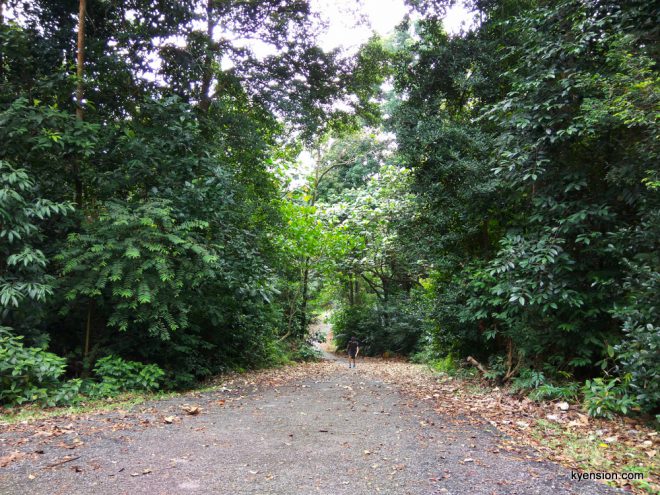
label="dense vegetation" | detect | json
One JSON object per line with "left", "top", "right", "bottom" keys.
{"left": 1, "top": 0, "right": 658, "bottom": 419}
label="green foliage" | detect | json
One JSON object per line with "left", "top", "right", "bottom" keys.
{"left": 332, "top": 303, "right": 381, "bottom": 354}
{"left": 0, "top": 161, "right": 73, "bottom": 311}
{"left": 509, "top": 369, "right": 546, "bottom": 394}
{"left": 529, "top": 382, "right": 580, "bottom": 403}
{"left": 383, "top": 0, "right": 660, "bottom": 415}
{"left": 612, "top": 253, "right": 660, "bottom": 413}
{"left": 416, "top": 270, "right": 488, "bottom": 360}
{"left": 0, "top": 327, "right": 165, "bottom": 406}
{"left": 409, "top": 347, "right": 434, "bottom": 365}
{"left": 582, "top": 378, "right": 639, "bottom": 419}
{"left": 331, "top": 295, "right": 422, "bottom": 356}
{"left": 430, "top": 354, "right": 458, "bottom": 374}
{"left": 1, "top": 0, "right": 367, "bottom": 396}
{"left": 290, "top": 343, "right": 323, "bottom": 362}
{"left": 91, "top": 355, "right": 164, "bottom": 396}
{"left": 1, "top": 0, "right": 657, "bottom": 418}
{"left": 0, "top": 327, "right": 67, "bottom": 406}
{"left": 314, "top": 131, "right": 393, "bottom": 201}
{"left": 57, "top": 200, "right": 218, "bottom": 339}
{"left": 320, "top": 161, "right": 423, "bottom": 358}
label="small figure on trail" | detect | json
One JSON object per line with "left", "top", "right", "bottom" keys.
{"left": 347, "top": 337, "right": 359, "bottom": 368}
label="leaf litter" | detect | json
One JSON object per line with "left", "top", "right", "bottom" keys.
{"left": 356, "top": 357, "right": 658, "bottom": 494}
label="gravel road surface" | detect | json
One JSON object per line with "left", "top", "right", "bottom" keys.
{"left": 0, "top": 359, "right": 621, "bottom": 495}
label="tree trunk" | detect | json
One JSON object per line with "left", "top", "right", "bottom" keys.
{"left": 502, "top": 337, "right": 521, "bottom": 383}
{"left": 482, "top": 218, "right": 490, "bottom": 254}
{"left": 199, "top": 0, "right": 214, "bottom": 111}
{"left": 84, "top": 301, "right": 92, "bottom": 359}
{"left": 82, "top": 300, "right": 93, "bottom": 377}
{"left": 0, "top": 1, "right": 4, "bottom": 84}
{"left": 379, "top": 276, "right": 389, "bottom": 329}
{"left": 300, "top": 260, "right": 310, "bottom": 335}
{"left": 467, "top": 356, "right": 488, "bottom": 375}
{"left": 73, "top": 0, "right": 86, "bottom": 207}
{"left": 348, "top": 274, "right": 354, "bottom": 306}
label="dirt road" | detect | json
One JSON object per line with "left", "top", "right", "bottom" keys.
{"left": 0, "top": 359, "right": 620, "bottom": 494}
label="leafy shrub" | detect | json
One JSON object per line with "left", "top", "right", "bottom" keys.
{"left": 582, "top": 377, "right": 639, "bottom": 418}
{"left": 91, "top": 355, "right": 164, "bottom": 396}
{"left": 528, "top": 382, "right": 580, "bottom": 402}
{"left": 409, "top": 348, "right": 458, "bottom": 374}
{"left": 430, "top": 354, "right": 457, "bottom": 374}
{"left": 332, "top": 303, "right": 381, "bottom": 354}
{"left": 510, "top": 369, "right": 546, "bottom": 394}
{"left": 613, "top": 258, "right": 660, "bottom": 413}
{"left": 52, "top": 378, "right": 85, "bottom": 406}
{"left": 0, "top": 161, "right": 73, "bottom": 312}
{"left": 57, "top": 200, "right": 219, "bottom": 340}
{"left": 0, "top": 327, "right": 67, "bottom": 406}
{"left": 332, "top": 296, "right": 422, "bottom": 356}
{"left": 291, "top": 343, "right": 323, "bottom": 362}
{"left": 259, "top": 339, "right": 292, "bottom": 368}
{"left": 410, "top": 346, "right": 434, "bottom": 364}
{"left": 483, "top": 355, "right": 508, "bottom": 382}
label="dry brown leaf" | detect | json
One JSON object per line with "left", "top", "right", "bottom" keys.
{"left": 181, "top": 405, "right": 201, "bottom": 415}
{"left": 0, "top": 451, "right": 26, "bottom": 467}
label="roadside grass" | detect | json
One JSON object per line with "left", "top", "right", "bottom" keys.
{"left": 0, "top": 359, "right": 327, "bottom": 427}
{"left": 532, "top": 418, "right": 657, "bottom": 494}
{"left": 0, "top": 390, "right": 180, "bottom": 425}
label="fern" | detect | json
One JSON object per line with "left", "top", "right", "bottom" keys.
{"left": 57, "top": 200, "right": 218, "bottom": 339}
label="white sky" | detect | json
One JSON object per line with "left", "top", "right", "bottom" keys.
{"left": 243, "top": 0, "right": 476, "bottom": 60}
{"left": 314, "top": 0, "right": 475, "bottom": 52}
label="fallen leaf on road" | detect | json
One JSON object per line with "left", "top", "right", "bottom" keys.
{"left": 181, "top": 405, "right": 201, "bottom": 415}
{"left": 0, "top": 451, "right": 26, "bottom": 467}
